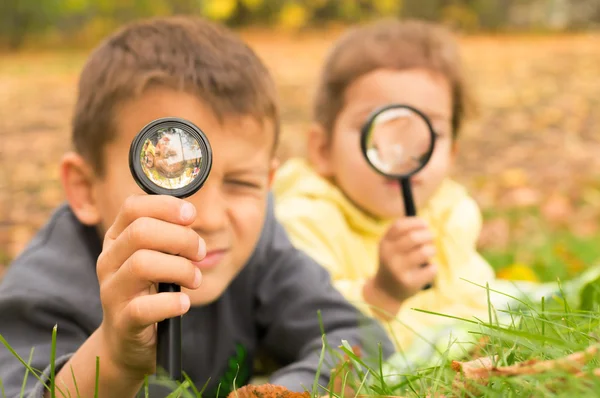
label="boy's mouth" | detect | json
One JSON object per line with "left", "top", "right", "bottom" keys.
{"left": 192, "top": 249, "right": 229, "bottom": 270}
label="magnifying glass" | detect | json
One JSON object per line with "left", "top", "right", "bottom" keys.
{"left": 360, "top": 104, "right": 436, "bottom": 289}
{"left": 129, "top": 117, "right": 213, "bottom": 382}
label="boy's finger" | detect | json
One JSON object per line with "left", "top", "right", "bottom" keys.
{"left": 98, "top": 217, "right": 205, "bottom": 281}
{"left": 108, "top": 250, "right": 202, "bottom": 298}
{"left": 124, "top": 292, "right": 191, "bottom": 332}
{"left": 385, "top": 217, "right": 429, "bottom": 240}
{"left": 105, "top": 194, "right": 196, "bottom": 242}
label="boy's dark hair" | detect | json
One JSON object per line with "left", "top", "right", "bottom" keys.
{"left": 73, "top": 16, "right": 279, "bottom": 176}
{"left": 314, "top": 18, "right": 471, "bottom": 139}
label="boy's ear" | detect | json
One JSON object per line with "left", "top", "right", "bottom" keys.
{"left": 307, "top": 123, "right": 334, "bottom": 177}
{"left": 60, "top": 152, "right": 101, "bottom": 226}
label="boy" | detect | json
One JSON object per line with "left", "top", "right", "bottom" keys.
{"left": 0, "top": 16, "right": 394, "bottom": 398}
{"left": 272, "top": 18, "right": 497, "bottom": 351}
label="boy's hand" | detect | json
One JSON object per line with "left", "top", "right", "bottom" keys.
{"left": 376, "top": 217, "right": 438, "bottom": 302}
{"left": 95, "top": 195, "right": 205, "bottom": 379}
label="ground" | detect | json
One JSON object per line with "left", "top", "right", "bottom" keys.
{"left": 1, "top": 31, "right": 600, "bottom": 280}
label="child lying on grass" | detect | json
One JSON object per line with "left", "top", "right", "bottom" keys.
{"left": 273, "top": 17, "right": 495, "bottom": 352}
{"left": 0, "top": 16, "right": 394, "bottom": 398}
{"left": 272, "top": 17, "right": 600, "bottom": 379}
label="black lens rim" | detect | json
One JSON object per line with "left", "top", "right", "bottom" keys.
{"left": 129, "top": 117, "right": 213, "bottom": 198}
{"left": 360, "top": 104, "right": 436, "bottom": 179}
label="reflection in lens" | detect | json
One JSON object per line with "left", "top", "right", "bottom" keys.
{"left": 365, "top": 107, "right": 432, "bottom": 176}
{"left": 140, "top": 127, "right": 203, "bottom": 190}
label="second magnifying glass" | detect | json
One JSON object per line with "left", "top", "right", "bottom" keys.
{"left": 360, "top": 104, "right": 436, "bottom": 217}
{"left": 361, "top": 104, "right": 436, "bottom": 287}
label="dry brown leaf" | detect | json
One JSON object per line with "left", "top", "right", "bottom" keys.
{"left": 452, "top": 344, "right": 600, "bottom": 382}
{"left": 227, "top": 384, "right": 310, "bottom": 398}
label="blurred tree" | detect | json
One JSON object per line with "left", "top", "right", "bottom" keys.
{"left": 441, "top": 2, "right": 480, "bottom": 31}
{"left": 401, "top": 0, "right": 446, "bottom": 21}
{"left": 0, "top": 0, "right": 62, "bottom": 49}
{"left": 1, "top": 0, "right": 598, "bottom": 50}
{"left": 170, "top": 0, "right": 202, "bottom": 14}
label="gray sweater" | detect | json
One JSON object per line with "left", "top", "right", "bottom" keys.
{"left": 0, "top": 196, "right": 394, "bottom": 397}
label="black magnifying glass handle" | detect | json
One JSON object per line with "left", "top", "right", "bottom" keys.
{"left": 399, "top": 178, "right": 432, "bottom": 290}
{"left": 156, "top": 282, "right": 182, "bottom": 381}
{"left": 400, "top": 177, "right": 416, "bottom": 217}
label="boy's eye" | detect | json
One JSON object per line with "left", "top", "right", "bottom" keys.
{"left": 225, "top": 180, "right": 262, "bottom": 189}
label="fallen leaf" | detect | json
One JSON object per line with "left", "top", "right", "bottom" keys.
{"left": 497, "top": 263, "right": 540, "bottom": 282}
{"left": 227, "top": 384, "right": 310, "bottom": 398}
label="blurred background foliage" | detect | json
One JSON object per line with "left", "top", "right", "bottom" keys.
{"left": 1, "top": 0, "right": 600, "bottom": 50}
{"left": 1, "top": 0, "right": 600, "bottom": 282}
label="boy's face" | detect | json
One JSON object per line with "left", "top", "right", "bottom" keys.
{"left": 84, "top": 87, "right": 277, "bottom": 305}
{"left": 316, "top": 68, "right": 455, "bottom": 219}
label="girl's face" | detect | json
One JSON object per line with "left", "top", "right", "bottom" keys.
{"left": 312, "top": 68, "right": 455, "bottom": 219}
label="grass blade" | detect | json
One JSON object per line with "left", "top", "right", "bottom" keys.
{"left": 193, "top": 375, "right": 211, "bottom": 398}
{"left": 50, "top": 325, "right": 57, "bottom": 398}
{"left": 68, "top": 365, "right": 80, "bottom": 398}
{"left": 182, "top": 372, "right": 202, "bottom": 397}
{"left": 0, "top": 334, "right": 64, "bottom": 396}
{"left": 312, "top": 335, "right": 327, "bottom": 398}
{"left": 19, "top": 347, "right": 35, "bottom": 398}
{"left": 94, "top": 356, "right": 99, "bottom": 398}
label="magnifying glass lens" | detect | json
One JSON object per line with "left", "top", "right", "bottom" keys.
{"left": 129, "top": 118, "right": 212, "bottom": 199}
{"left": 365, "top": 106, "right": 433, "bottom": 177}
{"left": 140, "top": 127, "right": 204, "bottom": 190}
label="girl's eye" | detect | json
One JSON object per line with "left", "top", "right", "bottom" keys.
{"left": 432, "top": 130, "right": 447, "bottom": 139}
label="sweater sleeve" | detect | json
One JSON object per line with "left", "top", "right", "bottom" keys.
{"left": 0, "top": 208, "right": 105, "bottom": 398}
{"left": 0, "top": 287, "right": 91, "bottom": 398}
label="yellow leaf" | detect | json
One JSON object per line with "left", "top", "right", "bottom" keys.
{"left": 373, "top": 0, "right": 401, "bottom": 14}
{"left": 497, "top": 263, "right": 540, "bottom": 282}
{"left": 278, "top": 3, "right": 308, "bottom": 30}
{"left": 500, "top": 168, "right": 528, "bottom": 188}
{"left": 202, "top": 0, "right": 237, "bottom": 21}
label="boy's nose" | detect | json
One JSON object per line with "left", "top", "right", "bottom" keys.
{"left": 189, "top": 185, "right": 228, "bottom": 233}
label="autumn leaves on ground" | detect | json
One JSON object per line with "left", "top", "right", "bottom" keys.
{"left": 1, "top": 30, "right": 600, "bottom": 281}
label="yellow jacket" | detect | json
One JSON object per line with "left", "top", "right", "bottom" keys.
{"left": 272, "top": 158, "right": 496, "bottom": 351}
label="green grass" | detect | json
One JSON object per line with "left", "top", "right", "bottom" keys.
{"left": 480, "top": 206, "right": 600, "bottom": 283}
{"left": 2, "top": 208, "right": 600, "bottom": 397}
{"left": 3, "top": 282, "right": 600, "bottom": 397}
